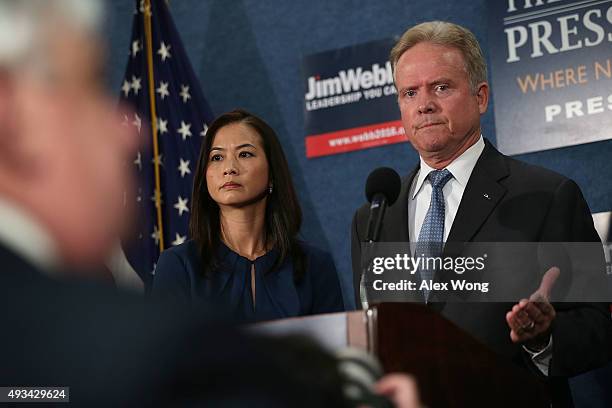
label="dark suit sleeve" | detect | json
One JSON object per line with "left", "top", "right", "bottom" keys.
{"left": 540, "top": 178, "right": 612, "bottom": 376}
{"left": 309, "top": 249, "right": 345, "bottom": 314}
{"left": 540, "top": 178, "right": 601, "bottom": 242}
{"left": 351, "top": 211, "right": 363, "bottom": 308}
{"left": 151, "top": 249, "right": 191, "bottom": 305}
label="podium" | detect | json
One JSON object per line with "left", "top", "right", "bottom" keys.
{"left": 255, "top": 303, "right": 550, "bottom": 407}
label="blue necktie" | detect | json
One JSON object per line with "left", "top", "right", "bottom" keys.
{"left": 415, "top": 169, "right": 453, "bottom": 300}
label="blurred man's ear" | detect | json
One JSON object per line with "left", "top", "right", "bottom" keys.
{"left": 0, "top": 72, "right": 9, "bottom": 120}
{"left": 0, "top": 71, "right": 14, "bottom": 147}
{"left": 0, "top": 72, "right": 25, "bottom": 176}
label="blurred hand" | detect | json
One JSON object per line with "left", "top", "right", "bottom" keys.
{"left": 375, "top": 373, "right": 421, "bottom": 408}
{"left": 506, "top": 266, "right": 559, "bottom": 349}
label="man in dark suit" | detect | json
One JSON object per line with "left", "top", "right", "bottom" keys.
{"left": 351, "top": 21, "right": 611, "bottom": 406}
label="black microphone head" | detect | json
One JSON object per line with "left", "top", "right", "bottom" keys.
{"left": 365, "top": 167, "right": 401, "bottom": 206}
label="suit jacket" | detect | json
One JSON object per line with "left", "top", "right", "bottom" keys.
{"left": 351, "top": 140, "right": 612, "bottom": 404}
{"left": 0, "top": 244, "right": 347, "bottom": 407}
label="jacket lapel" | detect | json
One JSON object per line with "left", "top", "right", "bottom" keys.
{"left": 445, "top": 140, "right": 509, "bottom": 246}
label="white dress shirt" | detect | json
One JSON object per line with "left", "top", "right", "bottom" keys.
{"left": 0, "top": 197, "right": 60, "bottom": 274}
{"left": 0, "top": 196, "right": 143, "bottom": 292}
{"left": 407, "top": 135, "right": 552, "bottom": 375}
{"left": 408, "top": 135, "right": 485, "bottom": 245}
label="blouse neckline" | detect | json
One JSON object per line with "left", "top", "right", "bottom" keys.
{"left": 218, "top": 241, "right": 280, "bottom": 270}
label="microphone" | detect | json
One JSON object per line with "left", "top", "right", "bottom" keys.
{"left": 365, "top": 167, "right": 401, "bottom": 243}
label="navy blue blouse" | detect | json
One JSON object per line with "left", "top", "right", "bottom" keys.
{"left": 152, "top": 240, "right": 344, "bottom": 322}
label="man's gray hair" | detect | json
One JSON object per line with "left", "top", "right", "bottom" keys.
{"left": 390, "top": 21, "right": 487, "bottom": 93}
{"left": 0, "top": 0, "right": 104, "bottom": 72}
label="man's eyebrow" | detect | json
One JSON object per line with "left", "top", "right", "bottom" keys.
{"left": 428, "top": 78, "right": 453, "bottom": 85}
{"left": 398, "top": 78, "right": 452, "bottom": 90}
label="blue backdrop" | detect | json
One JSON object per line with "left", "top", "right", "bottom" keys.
{"left": 105, "top": 2, "right": 611, "bottom": 403}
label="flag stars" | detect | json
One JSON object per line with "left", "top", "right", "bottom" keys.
{"left": 172, "top": 233, "right": 187, "bottom": 246}
{"left": 158, "top": 41, "right": 171, "bottom": 61}
{"left": 132, "top": 113, "right": 142, "bottom": 134}
{"left": 122, "top": 0, "right": 222, "bottom": 281}
{"left": 151, "top": 226, "right": 161, "bottom": 246}
{"left": 150, "top": 191, "right": 163, "bottom": 208}
{"left": 157, "top": 118, "right": 168, "bottom": 135}
{"left": 134, "top": 151, "right": 142, "bottom": 170}
{"left": 177, "top": 121, "right": 192, "bottom": 140}
{"left": 131, "top": 75, "right": 142, "bottom": 95}
{"left": 179, "top": 85, "right": 191, "bottom": 103}
{"left": 174, "top": 196, "right": 189, "bottom": 216}
{"left": 131, "top": 40, "right": 141, "bottom": 58}
{"left": 156, "top": 81, "right": 169, "bottom": 99}
{"left": 151, "top": 153, "right": 164, "bottom": 167}
{"left": 121, "top": 80, "right": 131, "bottom": 97}
{"left": 178, "top": 158, "right": 191, "bottom": 178}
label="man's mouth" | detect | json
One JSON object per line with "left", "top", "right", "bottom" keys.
{"left": 417, "top": 122, "right": 444, "bottom": 129}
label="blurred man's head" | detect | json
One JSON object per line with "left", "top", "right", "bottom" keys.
{"left": 0, "top": 0, "right": 139, "bottom": 267}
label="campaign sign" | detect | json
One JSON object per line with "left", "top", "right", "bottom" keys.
{"left": 302, "top": 38, "right": 408, "bottom": 158}
{"left": 488, "top": 0, "right": 612, "bottom": 155}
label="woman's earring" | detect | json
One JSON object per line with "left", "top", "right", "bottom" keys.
{"left": 268, "top": 184, "right": 273, "bottom": 194}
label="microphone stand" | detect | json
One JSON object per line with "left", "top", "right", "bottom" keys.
{"left": 360, "top": 194, "right": 388, "bottom": 310}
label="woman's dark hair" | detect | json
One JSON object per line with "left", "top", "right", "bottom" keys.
{"left": 189, "top": 109, "right": 305, "bottom": 282}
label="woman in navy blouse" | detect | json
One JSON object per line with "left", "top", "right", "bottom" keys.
{"left": 152, "top": 109, "right": 344, "bottom": 322}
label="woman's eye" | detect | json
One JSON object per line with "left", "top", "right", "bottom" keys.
{"left": 239, "top": 151, "right": 254, "bottom": 158}
{"left": 210, "top": 154, "right": 222, "bottom": 161}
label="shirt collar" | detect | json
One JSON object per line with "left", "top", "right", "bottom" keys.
{"left": 0, "top": 196, "right": 60, "bottom": 274}
{"left": 411, "top": 135, "right": 485, "bottom": 199}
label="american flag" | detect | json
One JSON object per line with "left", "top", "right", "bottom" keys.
{"left": 119, "top": 0, "right": 213, "bottom": 290}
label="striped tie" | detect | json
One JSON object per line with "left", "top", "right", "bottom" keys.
{"left": 415, "top": 169, "right": 453, "bottom": 300}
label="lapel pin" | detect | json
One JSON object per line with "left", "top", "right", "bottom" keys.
{"left": 483, "top": 193, "right": 491, "bottom": 200}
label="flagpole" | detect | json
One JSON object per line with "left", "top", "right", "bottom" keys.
{"left": 143, "top": 0, "right": 165, "bottom": 252}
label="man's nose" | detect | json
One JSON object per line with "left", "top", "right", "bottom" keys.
{"left": 417, "top": 100, "right": 437, "bottom": 114}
